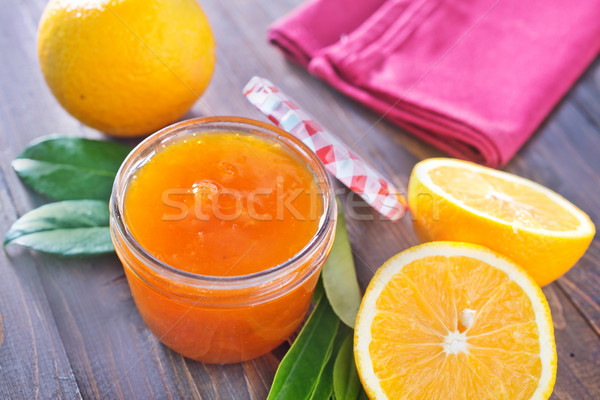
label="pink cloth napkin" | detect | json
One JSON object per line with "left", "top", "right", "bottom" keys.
{"left": 268, "top": 0, "right": 600, "bottom": 167}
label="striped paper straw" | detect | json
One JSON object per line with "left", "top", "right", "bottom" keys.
{"left": 243, "top": 76, "right": 407, "bottom": 220}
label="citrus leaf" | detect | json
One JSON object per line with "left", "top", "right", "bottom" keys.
{"left": 322, "top": 197, "right": 362, "bottom": 328}
{"left": 333, "top": 331, "right": 362, "bottom": 400}
{"left": 267, "top": 287, "right": 340, "bottom": 400}
{"left": 308, "top": 325, "right": 351, "bottom": 400}
{"left": 12, "top": 136, "right": 131, "bottom": 200}
{"left": 4, "top": 200, "right": 114, "bottom": 256}
{"left": 311, "top": 274, "right": 324, "bottom": 302}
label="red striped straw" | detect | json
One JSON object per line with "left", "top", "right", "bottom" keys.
{"left": 243, "top": 76, "right": 407, "bottom": 220}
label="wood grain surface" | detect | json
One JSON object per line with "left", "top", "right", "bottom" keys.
{"left": 1, "top": 0, "right": 598, "bottom": 399}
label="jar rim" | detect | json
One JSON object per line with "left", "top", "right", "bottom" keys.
{"left": 110, "top": 116, "right": 336, "bottom": 287}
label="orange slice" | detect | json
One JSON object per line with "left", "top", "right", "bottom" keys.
{"left": 408, "top": 158, "right": 595, "bottom": 286}
{"left": 354, "top": 242, "right": 556, "bottom": 400}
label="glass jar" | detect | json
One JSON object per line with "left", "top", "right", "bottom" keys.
{"left": 110, "top": 117, "right": 337, "bottom": 364}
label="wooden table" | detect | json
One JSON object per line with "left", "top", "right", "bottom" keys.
{"left": 1, "top": 0, "right": 599, "bottom": 398}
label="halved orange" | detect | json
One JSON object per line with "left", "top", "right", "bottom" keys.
{"left": 354, "top": 242, "right": 556, "bottom": 400}
{"left": 408, "top": 158, "right": 595, "bottom": 286}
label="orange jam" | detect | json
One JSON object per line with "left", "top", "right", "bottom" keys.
{"left": 110, "top": 117, "right": 336, "bottom": 364}
{"left": 124, "top": 132, "right": 322, "bottom": 277}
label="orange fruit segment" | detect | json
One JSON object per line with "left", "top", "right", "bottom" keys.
{"left": 408, "top": 158, "right": 595, "bottom": 286}
{"left": 354, "top": 242, "right": 557, "bottom": 400}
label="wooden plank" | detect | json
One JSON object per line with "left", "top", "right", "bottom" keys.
{"left": 572, "top": 57, "right": 600, "bottom": 130}
{"left": 0, "top": 1, "right": 82, "bottom": 397}
{"left": 0, "top": 141, "right": 82, "bottom": 400}
{"left": 545, "top": 285, "right": 600, "bottom": 399}
{"left": 0, "top": 221, "right": 82, "bottom": 398}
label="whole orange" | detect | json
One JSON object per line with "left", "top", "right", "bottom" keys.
{"left": 37, "top": 0, "right": 215, "bottom": 137}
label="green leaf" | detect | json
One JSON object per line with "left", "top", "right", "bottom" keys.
{"left": 12, "top": 136, "right": 131, "bottom": 200}
{"left": 311, "top": 275, "right": 324, "bottom": 302}
{"left": 322, "top": 197, "right": 362, "bottom": 328}
{"left": 308, "top": 325, "right": 351, "bottom": 400}
{"left": 267, "top": 289, "right": 340, "bottom": 400}
{"left": 4, "top": 200, "right": 114, "bottom": 256}
{"left": 333, "top": 331, "right": 362, "bottom": 400}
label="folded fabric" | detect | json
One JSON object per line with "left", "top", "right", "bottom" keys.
{"left": 269, "top": 0, "right": 600, "bottom": 167}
